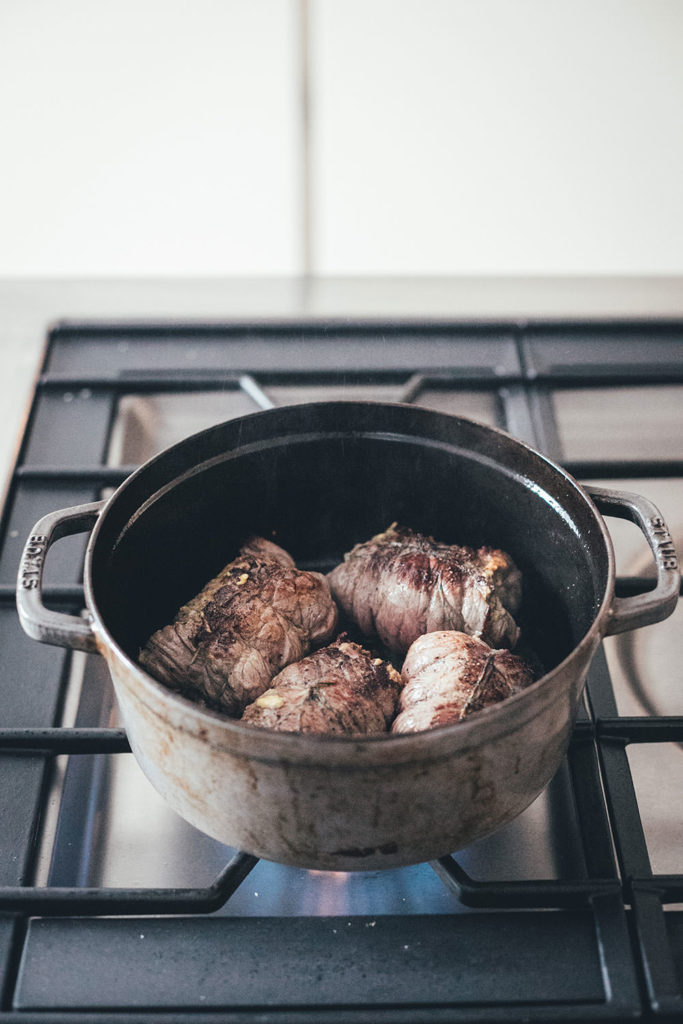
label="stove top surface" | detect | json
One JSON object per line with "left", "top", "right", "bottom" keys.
{"left": 0, "top": 319, "right": 681, "bottom": 1021}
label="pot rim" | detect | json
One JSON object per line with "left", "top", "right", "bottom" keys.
{"left": 83, "top": 401, "right": 615, "bottom": 763}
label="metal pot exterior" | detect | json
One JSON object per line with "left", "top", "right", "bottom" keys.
{"left": 17, "top": 403, "right": 679, "bottom": 870}
{"left": 99, "top": 623, "right": 598, "bottom": 871}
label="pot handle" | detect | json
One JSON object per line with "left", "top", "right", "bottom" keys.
{"left": 16, "top": 500, "right": 106, "bottom": 653}
{"left": 586, "top": 485, "right": 680, "bottom": 637}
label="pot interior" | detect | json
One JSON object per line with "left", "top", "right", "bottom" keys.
{"left": 91, "top": 404, "right": 610, "bottom": 681}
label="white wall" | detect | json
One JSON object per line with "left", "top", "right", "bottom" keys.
{"left": 1, "top": 0, "right": 682, "bottom": 276}
{"left": 311, "top": 0, "right": 683, "bottom": 274}
{"left": 0, "top": 0, "right": 302, "bottom": 274}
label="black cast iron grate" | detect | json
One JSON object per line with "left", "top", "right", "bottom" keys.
{"left": 0, "top": 321, "right": 681, "bottom": 1022}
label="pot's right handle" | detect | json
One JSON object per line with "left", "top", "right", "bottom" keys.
{"left": 16, "top": 500, "right": 105, "bottom": 653}
{"left": 586, "top": 486, "right": 680, "bottom": 637}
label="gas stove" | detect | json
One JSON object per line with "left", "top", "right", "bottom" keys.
{"left": 0, "top": 320, "right": 681, "bottom": 1021}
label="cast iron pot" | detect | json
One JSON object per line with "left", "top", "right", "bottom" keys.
{"left": 17, "top": 403, "right": 680, "bottom": 871}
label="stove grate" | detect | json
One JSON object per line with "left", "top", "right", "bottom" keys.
{"left": 0, "top": 320, "right": 681, "bottom": 1021}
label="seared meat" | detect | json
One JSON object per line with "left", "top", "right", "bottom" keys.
{"left": 139, "top": 537, "right": 338, "bottom": 716}
{"left": 241, "top": 639, "right": 402, "bottom": 735}
{"left": 392, "top": 631, "right": 534, "bottom": 734}
{"left": 328, "top": 524, "right": 522, "bottom": 656}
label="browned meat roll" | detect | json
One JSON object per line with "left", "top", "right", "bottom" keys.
{"left": 241, "top": 639, "right": 402, "bottom": 735}
{"left": 392, "top": 631, "right": 534, "bottom": 734}
{"left": 139, "top": 537, "right": 338, "bottom": 716}
{"left": 328, "top": 524, "right": 522, "bottom": 656}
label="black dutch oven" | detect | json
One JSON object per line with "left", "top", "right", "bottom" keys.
{"left": 17, "top": 403, "right": 679, "bottom": 870}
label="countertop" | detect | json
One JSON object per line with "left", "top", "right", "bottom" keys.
{"left": 2, "top": 275, "right": 683, "bottom": 501}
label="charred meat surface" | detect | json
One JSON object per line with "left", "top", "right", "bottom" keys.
{"left": 392, "top": 630, "right": 535, "bottom": 734}
{"left": 241, "top": 639, "right": 402, "bottom": 735}
{"left": 139, "top": 537, "right": 338, "bottom": 715}
{"left": 328, "top": 524, "right": 522, "bottom": 655}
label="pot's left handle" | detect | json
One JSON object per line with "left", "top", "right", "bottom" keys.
{"left": 16, "top": 500, "right": 106, "bottom": 652}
